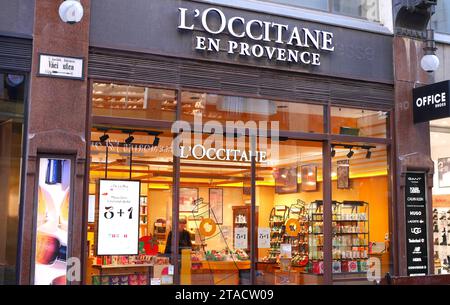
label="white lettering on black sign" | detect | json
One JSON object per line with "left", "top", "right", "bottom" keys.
{"left": 413, "top": 80, "right": 450, "bottom": 123}
{"left": 405, "top": 172, "right": 428, "bottom": 276}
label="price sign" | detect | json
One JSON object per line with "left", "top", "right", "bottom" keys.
{"left": 258, "top": 227, "right": 271, "bottom": 249}
{"left": 234, "top": 227, "right": 248, "bottom": 249}
{"left": 97, "top": 180, "right": 141, "bottom": 255}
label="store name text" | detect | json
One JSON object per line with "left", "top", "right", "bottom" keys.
{"left": 178, "top": 7, "right": 334, "bottom": 66}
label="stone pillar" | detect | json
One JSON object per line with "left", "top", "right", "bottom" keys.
{"left": 393, "top": 35, "right": 434, "bottom": 276}
{"left": 18, "top": 0, "right": 90, "bottom": 284}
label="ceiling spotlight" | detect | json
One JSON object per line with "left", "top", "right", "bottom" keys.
{"left": 347, "top": 147, "right": 354, "bottom": 159}
{"left": 99, "top": 133, "right": 109, "bottom": 143}
{"left": 331, "top": 145, "right": 336, "bottom": 158}
{"left": 152, "top": 136, "right": 160, "bottom": 147}
{"left": 366, "top": 149, "right": 372, "bottom": 159}
{"left": 125, "top": 134, "right": 134, "bottom": 145}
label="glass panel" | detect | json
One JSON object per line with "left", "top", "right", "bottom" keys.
{"left": 431, "top": 0, "right": 450, "bottom": 35}
{"left": 330, "top": 143, "right": 391, "bottom": 283}
{"left": 179, "top": 132, "right": 253, "bottom": 285}
{"left": 332, "top": 0, "right": 379, "bottom": 22}
{"left": 256, "top": 140, "right": 324, "bottom": 285}
{"left": 92, "top": 82, "right": 176, "bottom": 121}
{"left": 331, "top": 107, "right": 388, "bottom": 138}
{"left": 430, "top": 119, "right": 450, "bottom": 274}
{"left": 181, "top": 92, "right": 324, "bottom": 133}
{"left": 263, "top": 0, "right": 328, "bottom": 10}
{"left": 0, "top": 72, "right": 25, "bottom": 284}
{"left": 87, "top": 127, "right": 174, "bottom": 285}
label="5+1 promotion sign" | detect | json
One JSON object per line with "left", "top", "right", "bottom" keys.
{"left": 97, "top": 180, "right": 141, "bottom": 255}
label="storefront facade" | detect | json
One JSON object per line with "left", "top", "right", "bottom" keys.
{"left": 1, "top": 0, "right": 444, "bottom": 285}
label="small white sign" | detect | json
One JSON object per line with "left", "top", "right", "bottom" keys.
{"left": 38, "top": 54, "right": 84, "bottom": 79}
{"left": 168, "top": 265, "right": 174, "bottom": 275}
{"left": 280, "top": 244, "right": 292, "bottom": 258}
{"left": 234, "top": 227, "right": 248, "bottom": 249}
{"left": 97, "top": 180, "right": 140, "bottom": 255}
{"left": 258, "top": 227, "right": 271, "bottom": 249}
{"left": 150, "top": 278, "right": 161, "bottom": 285}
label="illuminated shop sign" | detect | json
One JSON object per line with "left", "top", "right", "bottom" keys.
{"left": 179, "top": 145, "right": 267, "bottom": 163}
{"left": 413, "top": 80, "right": 450, "bottom": 123}
{"left": 178, "top": 7, "right": 335, "bottom": 66}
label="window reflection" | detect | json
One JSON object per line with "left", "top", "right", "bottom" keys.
{"left": 0, "top": 72, "right": 25, "bottom": 284}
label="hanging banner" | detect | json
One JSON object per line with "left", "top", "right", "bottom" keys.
{"left": 34, "top": 157, "right": 72, "bottom": 285}
{"left": 405, "top": 172, "right": 429, "bottom": 276}
{"left": 97, "top": 180, "right": 141, "bottom": 255}
{"left": 258, "top": 227, "right": 271, "bottom": 249}
{"left": 234, "top": 227, "right": 248, "bottom": 249}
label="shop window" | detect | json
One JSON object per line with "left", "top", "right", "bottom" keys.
{"left": 0, "top": 72, "right": 26, "bottom": 284}
{"left": 431, "top": 1, "right": 450, "bottom": 35}
{"left": 330, "top": 143, "right": 391, "bottom": 283}
{"left": 181, "top": 92, "right": 324, "bottom": 133}
{"left": 261, "top": 0, "right": 380, "bottom": 22}
{"left": 87, "top": 127, "right": 175, "bottom": 285}
{"left": 431, "top": 119, "right": 450, "bottom": 274}
{"left": 178, "top": 132, "right": 255, "bottom": 285}
{"left": 92, "top": 83, "right": 176, "bottom": 121}
{"left": 330, "top": 107, "right": 388, "bottom": 138}
{"left": 256, "top": 140, "right": 324, "bottom": 284}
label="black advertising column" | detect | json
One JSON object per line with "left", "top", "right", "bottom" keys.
{"left": 405, "top": 172, "right": 429, "bottom": 276}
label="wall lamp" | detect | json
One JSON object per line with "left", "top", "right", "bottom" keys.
{"left": 421, "top": 26, "right": 439, "bottom": 73}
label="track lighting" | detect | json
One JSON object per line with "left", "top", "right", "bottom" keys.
{"left": 347, "top": 147, "right": 354, "bottom": 159}
{"left": 331, "top": 145, "right": 336, "bottom": 158}
{"left": 125, "top": 134, "right": 135, "bottom": 145}
{"left": 99, "top": 133, "right": 109, "bottom": 143}
{"left": 366, "top": 149, "right": 372, "bottom": 159}
{"left": 152, "top": 136, "right": 160, "bottom": 147}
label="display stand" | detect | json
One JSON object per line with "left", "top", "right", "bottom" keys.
{"left": 267, "top": 205, "right": 289, "bottom": 263}
{"left": 308, "top": 200, "right": 370, "bottom": 274}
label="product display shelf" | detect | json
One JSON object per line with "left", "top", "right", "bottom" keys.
{"left": 286, "top": 200, "right": 309, "bottom": 267}
{"left": 307, "top": 200, "right": 370, "bottom": 274}
{"left": 267, "top": 205, "right": 289, "bottom": 263}
{"left": 140, "top": 196, "right": 148, "bottom": 237}
{"left": 153, "top": 218, "right": 167, "bottom": 242}
{"left": 91, "top": 264, "right": 153, "bottom": 285}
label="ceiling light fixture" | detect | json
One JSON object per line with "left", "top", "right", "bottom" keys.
{"left": 152, "top": 136, "right": 160, "bottom": 147}
{"left": 347, "top": 147, "right": 354, "bottom": 159}
{"left": 366, "top": 149, "right": 372, "bottom": 159}
{"left": 99, "top": 132, "right": 109, "bottom": 143}
{"left": 331, "top": 145, "right": 336, "bottom": 158}
{"left": 125, "top": 134, "right": 135, "bottom": 145}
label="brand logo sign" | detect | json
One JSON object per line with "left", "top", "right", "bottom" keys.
{"left": 405, "top": 172, "right": 428, "bottom": 276}
{"left": 178, "top": 7, "right": 334, "bottom": 66}
{"left": 413, "top": 80, "right": 450, "bottom": 123}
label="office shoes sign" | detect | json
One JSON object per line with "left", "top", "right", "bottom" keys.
{"left": 178, "top": 7, "right": 334, "bottom": 66}
{"left": 413, "top": 80, "right": 450, "bottom": 123}
{"left": 405, "top": 173, "right": 428, "bottom": 276}
{"left": 38, "top": 54, "right": 84, "bottom": 80}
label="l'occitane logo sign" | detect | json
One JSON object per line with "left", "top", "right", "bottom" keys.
{"left": 178, "top": 7, "right": 335, "bottom": 66}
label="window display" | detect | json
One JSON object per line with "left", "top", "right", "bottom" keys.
{"left": 87, "top": 83, "right": 392, "bottom": 285}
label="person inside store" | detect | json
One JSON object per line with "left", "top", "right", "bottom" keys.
{"left": 164, "top": 216, "right": 192, "bottom": 255}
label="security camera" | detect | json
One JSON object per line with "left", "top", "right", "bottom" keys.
{"left": 59, "top": 0, "right": 84, "bottom": 24}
